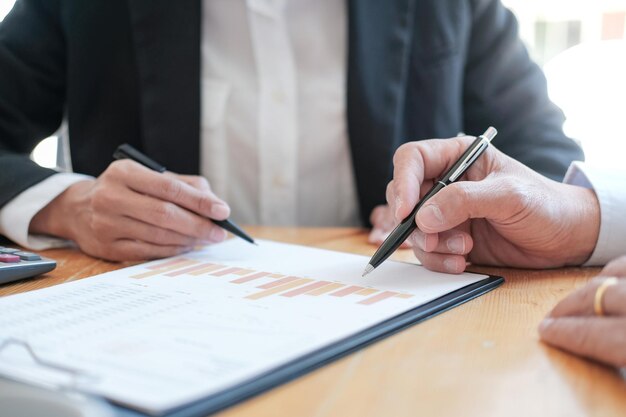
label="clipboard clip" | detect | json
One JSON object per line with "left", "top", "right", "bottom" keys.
{"left": 0, "top": 338, "right": 97, "bottom": 391}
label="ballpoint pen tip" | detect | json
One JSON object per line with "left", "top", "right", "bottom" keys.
{"left": 362, "top": 264, "right": 374, "bottom": 277}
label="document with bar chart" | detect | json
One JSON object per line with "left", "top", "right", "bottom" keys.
{"left": 0, "top": 239, "right": 502, "bottom": 416}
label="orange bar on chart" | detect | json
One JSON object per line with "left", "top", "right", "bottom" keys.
{"left": 131, "top": 260, "right": 197, "bottom": 279}
{"left": 257, "top": 276, "right": 299, "bottom": 289}
{"left": 358, "top": 291, "right": 399, "bottom": 305}
{"left": 395, "top": 293, "right": 414, "bottom": 299}
{"left": 355, "top": 288, "right": 377, "bottom": 296}
{"left": 232, "top": 269, "right": 255, "bottom": 276}
{"left": 246, "top": 278, "right": 313, "bottom": 300}
{"left": 231, "top": 272, "right": 271, "bottom": 284}
{"left": 306, "top": 283, "right": 344, "bottom": 296}
{"left": 146, "top": 258, "right": 189, "bottom": 270}
{"left": 211, "top": 267, "right": 243, "bottom": 277}
{"left": 188, "top": 264, "right": 226, "bottom": 276}
{"left": 164, "top": 263, "right": 216, "bottom": 277}
{"left": 280, "top": 281, "right": 331, "bottom": 297}
{"left": 329, "top": 285, "right": 364, "bottom": 297}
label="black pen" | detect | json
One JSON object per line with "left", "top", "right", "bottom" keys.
{"left": 113, "top": 143, "right": 256, "bottom": 245}
{"left": 363, "top": 127, "right": 497, "bottom": 276}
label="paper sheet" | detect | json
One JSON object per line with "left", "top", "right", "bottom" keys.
{"left": 0, "top": 240, "right": 487, "bottom": 415}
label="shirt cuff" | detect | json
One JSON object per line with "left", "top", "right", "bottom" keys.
{"left": 563, "top": 161, "right": 626, "bottom": 266}
{"left": 0, "top": 173, "right": 93, "bottom": 250}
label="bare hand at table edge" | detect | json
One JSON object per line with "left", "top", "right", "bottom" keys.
{"left": 368, "top": 204, "right": 412, "bottom": 249}
{"left": 539, "top": 255, "right": 626, "bottom": 368}
{"left": 387, "top": 136, "right": 600, "bottom": 273}
{"left": 30, "top": 159, "right": 230, "bottom": 261}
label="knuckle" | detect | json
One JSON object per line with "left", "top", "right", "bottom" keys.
{"left": 192, "top": 176, "right": 210, "bottom": 190}
{"left": 393, "top": 142, "right": 415, "bottom": 165}
{"left": 196, "top": 195, "right": 213, "bottom": 214}
{"left": 152, "top": 202, "right": 176, "bottom": 225}
{"left": 454, "top": 183, "right": 471, "bottom": 207}
{"left": 106, "top": 159, "right": 132, "bottom": 178}
{"left": 161, "top": 179, "right": 184, "bottom": 201}
{"left": 500, "top": 177, "right": 533, "bottom": 209}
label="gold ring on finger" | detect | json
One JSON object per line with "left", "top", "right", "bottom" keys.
{"left": 594, "top": 277, "right": 618, "bottom": 316}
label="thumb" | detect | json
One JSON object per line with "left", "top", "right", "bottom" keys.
{"left": 415, "top": 177, "right": 524, "bottom": 233}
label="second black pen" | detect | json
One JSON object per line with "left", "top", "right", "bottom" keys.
{"left": 113, "top": 143, "right": 256, "bottom": 245}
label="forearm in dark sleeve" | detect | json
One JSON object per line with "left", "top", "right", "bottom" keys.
{"left": 0, "top": 0, "right": 65, "bottom": 207}
{"left": 463, "top": 0, "right": 584, "bottom": 181}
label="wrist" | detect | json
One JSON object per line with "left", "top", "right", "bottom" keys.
{"left": 563, "top": 184, "right": 601, "bottom": 265}
{"left": 29, "top": 180, "right": 94, "bottom": 240}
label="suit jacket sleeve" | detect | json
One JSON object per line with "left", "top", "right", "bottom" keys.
{"left": 463, "top": 0, "right": 584, "bottom": 181}
{"left": 0, "top": 0, "right": 65, "bottom": 208}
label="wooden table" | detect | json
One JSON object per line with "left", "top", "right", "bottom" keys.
{"left": 2, "top": 227, "right": 625, "bottom": 417}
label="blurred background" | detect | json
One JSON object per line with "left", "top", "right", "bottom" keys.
{"left": 1, "top": 0, "right": 625, "bottom": 170}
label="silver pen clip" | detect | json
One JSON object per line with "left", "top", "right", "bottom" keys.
{"left": 448, "top": 127, "right": 497, "bottom": 182}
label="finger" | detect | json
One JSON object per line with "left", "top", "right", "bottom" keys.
{"left": 114, "top": 216, "right": 203, "bottom": 247}
{"left": 600, "top": 255, "right": 626, "bottom": 278}
{"left": 539, "top": 316, "right": 626, "bottom": 367}
{"left": 549, "top": 278, "right": 626, "bottom": 318}
{"left": 369, "top": 204, "right": 411, "bottom": 248}
{"left": 369, "top": 204, "right": 394, "bottom": 230}
{"left": 414, "top": 176, "right": 527, "bottom": 234}
{"left": 108, "top": 240, "right": 193, "bottom": 261}
{"left": 170, "top": 174, "right": 212, "bottom": 192}
{"left": 108, "top": 160, "right": 231, "bottom": 220}
{"left": 410, "top": 229, "right": 473, "bottom": 255}
{"left": 391, "top": 137, "right": 490, "bottom": 220}
{"left": 107, "top": 190, "right": 227, "bottom": 243}
{"left": 411, "top": 246, "right": 468, "bottom": 274}
{"left": 386, "top": 181, "right": 396, "bottom": 219}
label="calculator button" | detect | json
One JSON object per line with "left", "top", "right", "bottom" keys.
{"left": 13, "top": 252, "right": 42, "bottom": 261}
{"left": 0, "top": 254, "right": 20, "bottom": 263}
{"left": 0, "top": 248, "right": 20, "bottom": 254}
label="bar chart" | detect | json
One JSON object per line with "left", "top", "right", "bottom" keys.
{"left": 132, "top": 258, "right": 415, "bottom": 306}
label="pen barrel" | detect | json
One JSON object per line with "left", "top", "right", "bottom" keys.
{"left": 440, "top": 136, "right": 486, "bottom": 183}
{"left": 369, "top": 182, "right": 446, "bottom": 270}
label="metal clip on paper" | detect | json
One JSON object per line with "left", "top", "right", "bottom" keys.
{"left": 0, "top": 338, "right": 92, "bottom": 391}
{"left": 0, "top": 339, "right": 115, "bottom": 417}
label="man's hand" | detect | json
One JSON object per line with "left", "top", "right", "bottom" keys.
{"left": 368, "top": 204, "right": 411, "bottom": 248}
{"left": 387, "top": 136, "right": 600, "bottom": 273}
{"left": 538, "top": 256, "right": 626, "bottom": 367}
{"left": 30, "top": 160, "right": 230, "bottom": 261}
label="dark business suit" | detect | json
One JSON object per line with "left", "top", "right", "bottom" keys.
{"left": 0, "top": 0, "right": 583, "bottom": 226}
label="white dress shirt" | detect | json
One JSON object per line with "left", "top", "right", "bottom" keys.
{"left": 563, "top": 161, "right": 626, "bottom": 265}
{"left": 0, "top": 0, "right": 360, "bottom": 250}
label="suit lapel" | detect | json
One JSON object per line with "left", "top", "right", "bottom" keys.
{"left": 347, "top": 0, "right": 416, "bottom": 222}
{"left": 128, "top": 0, "right": 201, "bottom": 174}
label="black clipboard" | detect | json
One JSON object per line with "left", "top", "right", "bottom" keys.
{"left": 115, "top": 274, "right": 503, "bottom": 417}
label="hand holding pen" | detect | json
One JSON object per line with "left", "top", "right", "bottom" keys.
{"left": 113, "top": 144, "right": 255, "bottom": 245}
{"left": 366, "top": 127, "right": 599, "bottom": 275}
{"left": 31, "top": 144, "right": 253, "bottom": 262}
